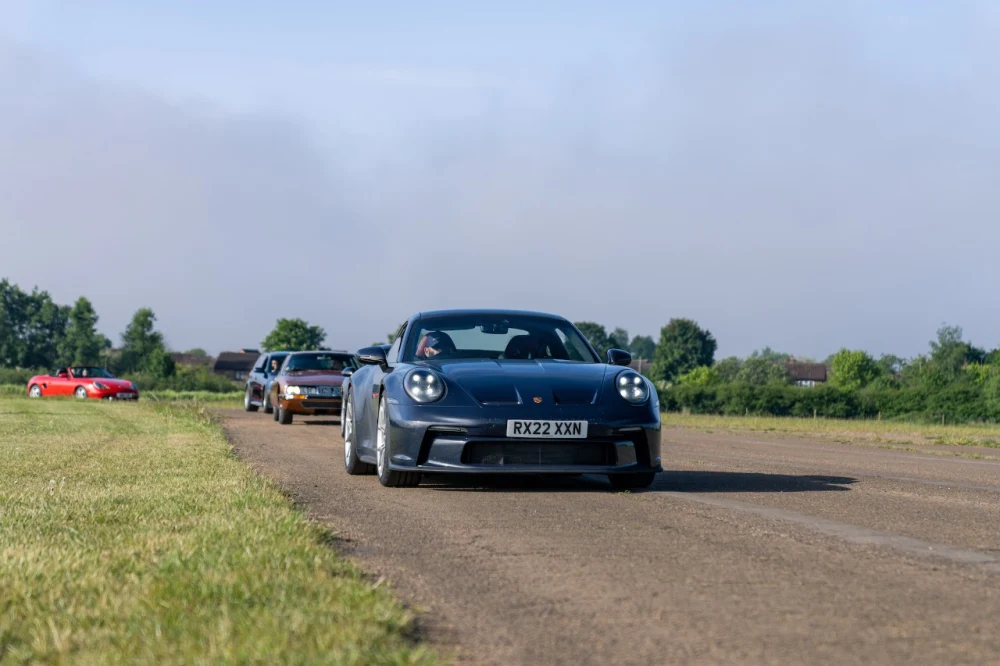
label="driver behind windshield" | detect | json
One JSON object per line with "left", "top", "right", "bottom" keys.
{"left": 416, "top": 331, "right": 456, "bottom": 359}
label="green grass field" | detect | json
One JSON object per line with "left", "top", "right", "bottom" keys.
{"left": 0, "top": 396, "right": 438, "bottom": 664}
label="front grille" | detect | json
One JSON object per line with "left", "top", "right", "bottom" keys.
{"left": 462, "top": 441, "right": 615, "bottom": 466}
{"left": 301, "top": 399, "right": 341, "bottom": 409}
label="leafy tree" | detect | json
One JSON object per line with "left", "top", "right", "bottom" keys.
{"left": 749, "top": 346, "right": 791, "bottom": 363}
{"left": 735, "top": 357, "right": 789, "bottom": 386}
{"left": 0, "top": 280, "right": 69, "bottom": 368}
{"left": 649, "top": 318, "right": 717, "bottom": 384}
{"left": 877, "top": 354, "right": 905, "bottom": 376}
{"left": 677, "top": 365, "right": 720, "bottom": 386}
{"left": 986, "top": 348, "right": 1000, "bottom": 366}
{"left": 609, "top": 327, "right": 630, "bottom": 352}
{"left": 714, "top": 356, "right": 743, "bottom": 383}
{"left": 629, "top": 335, "right": 656, "bottom": 360}
{"left": 58, "top": 297, "right": 110, "bottom": 366}
{"left": 829, "top": 349, "right": 882, "bottom": 392}
{"left": 22, "top": 290, "right": 69, "bottom": 369}
{"left": 929, "top": 324, "right": 985, "bottom": 381}
{"left": 574, "top": 321, "right": 613, "bottom": 355}
{"left": 964, "top": 363, "right": 999, "bottom": 385}
{"left": 119, "top": 308, "right": 174, "bottom": 376}
{"left": 261, "top": 318, "right": 326, "bottom": 352}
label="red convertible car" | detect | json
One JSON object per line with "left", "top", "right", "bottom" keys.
{"left": 27, "top": 367, "right": 140, "bottom": 400}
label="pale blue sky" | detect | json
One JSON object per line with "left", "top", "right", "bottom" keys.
{"left": 2, "top": 1, "right": 999, "bottom": 358}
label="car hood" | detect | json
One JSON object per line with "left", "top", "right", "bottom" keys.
{"left": 426, "top": 360, "right": 610, "bottom": 406}
{"left": 282, "top": 372, "right": 345, "bottom": 386}
{"left": 90, "top": 378, "right": 135, "bottom": 390}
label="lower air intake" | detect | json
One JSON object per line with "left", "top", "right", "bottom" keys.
{"left": 462, "top": 441, "right": 615, "bottom": 466}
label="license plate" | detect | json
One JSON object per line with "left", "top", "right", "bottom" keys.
{"left": 506, "top": 420, "right": 588, "bottom": 438}
{"left": 316, "top": 386, "right": 342, "bottom": 397}
{"left": 116, "top": 392, "right": 133, "bottom": 399}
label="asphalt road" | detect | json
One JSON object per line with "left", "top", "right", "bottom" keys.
{"left": 219, "top": 410, "right": 1000, "bottom": 665}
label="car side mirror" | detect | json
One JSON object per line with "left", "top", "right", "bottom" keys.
{"left": 341, "top": 369, "right": 353, "bottom": 377}
{"left": 607, "top": 349, "right": 632, "bottom": 367}
{"left": 357, "top": 346, "right": 388, "bottom": 367}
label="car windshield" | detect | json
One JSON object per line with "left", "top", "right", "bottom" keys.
{"left": 70, "top": 367, "right": 115, "bottom": 379}
{"left": 284, "top": 353, "right": 356, "bottom": 373}
{"left": 402, "top": 314, "right": 599, "bottom": 363}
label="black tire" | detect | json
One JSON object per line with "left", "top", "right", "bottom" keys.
{"left": 74, "top": 386, "right": 88, "bottom": 399}
{"left": 244, "top": 387, "right": 259, "bottom": 412}
{"left": 343, "top": 391, "right": 374, "bottom": 475}
{"left": 376, "top": 395, "right": 421, "bottom": 488}
{"left": 272, "top": 399, "right": 280, "bottom": 421}
{"left": 608, "top": 472, "right": 657, "bottom": 490}
{"left": 263, "top": 385, "right": 274, "bottom": 413}
{"left": 278, "top": 404, "right": 293, "bottom": 425}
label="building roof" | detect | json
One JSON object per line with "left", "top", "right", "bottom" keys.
{"left": 170, "top": 353, "right": 213, "bottom": 367}
{"left": 783, "top": 361, "right": 827, "bottom": 382}
{"left": 213, "top": 352, "right": 259, "bottom": 372}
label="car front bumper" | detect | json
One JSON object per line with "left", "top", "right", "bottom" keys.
{"left": 385, "top": 402, "right": 662, "bottom": 475}
{"left": 92, "top": 390, "right": 139, "bottom": 400}
{"left": 279, "top": 396, "right": 342, "bottom": 415}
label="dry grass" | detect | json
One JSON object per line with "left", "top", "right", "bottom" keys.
{"left": 0, "top": 397, "right": 438, "bottom": 665}
{"left": 661, "top": 412, "right": 1000, "bottom": 454}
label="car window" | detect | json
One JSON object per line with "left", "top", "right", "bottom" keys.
{"left": 284, "top": 353, "right": 357, "bottom": 372}
{"left": 253, "top": 355, "right": 267, "bottom": 371}
{"left": 269, "top": 354, "right": 288, "bottom": 372}
{"left": 70, "top": 367, "right": 114, "bottom": 378}
{"left": 387, "top": 323, "right": 406, "bottom": 363}
{"left": 402, "top": 314, "right": 598, "bottom": 363}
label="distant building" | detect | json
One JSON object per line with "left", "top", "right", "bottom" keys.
{"left": 629, "top": 358, "right": 652, "bottom": 375}
{"left": 783, "top": 361, "right": 827, "bottom": 388}
{"left": 212, "top": 349, "right": 260, "bottom": 381}
{"left": 170, "top": 353, "right": 213, "bottom": 369}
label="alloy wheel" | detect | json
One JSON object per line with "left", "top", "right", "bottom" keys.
{"left": 376, "top": 398, "right": 387, "bottom": 476}
{"left": 344, "top": 394, "right": 354, "bottom": 467}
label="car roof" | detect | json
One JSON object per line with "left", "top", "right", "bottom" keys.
{"left": 410, "top": 308, "right": 569, "bottom": 322}
{"left": 285, "top": 349, "right": 351, "bottom": 355}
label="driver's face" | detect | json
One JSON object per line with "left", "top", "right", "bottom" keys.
{"left": 424, "top": 346, "right": 441, "bottom": 358}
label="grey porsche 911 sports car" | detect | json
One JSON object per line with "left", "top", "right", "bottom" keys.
{"left": 342, "top": 309, "right": 662, "bottom": 489}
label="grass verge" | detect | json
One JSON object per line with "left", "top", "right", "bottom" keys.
{"left": 0, "top": 396, "right": 438, "bottom": 664}
{"left": 662, "top": 412, "right": 1000, "bottom": 453}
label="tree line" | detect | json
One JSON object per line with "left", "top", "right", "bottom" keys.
{"left": 0, "top": 279, "right": 240, "bottom": 390}
{"left": 573, "top": 317, "right": 1000, "bottom": 423}
{"left": 0, "top": 280, "right": 173, "bottom": 374}
{"left": 5, "top": 276, "right": 1000, "bottom": 420}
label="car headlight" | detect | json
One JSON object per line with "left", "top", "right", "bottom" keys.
{"left": 286, "top": 386, "right": 302, "bottom": 395}
{"left": 616, "top": 371, "right": 649, "bottom": 404}
{"left": 93, "top": 382, "right": 109, "bottom": 390}
{"left": 129, "top": 382, "right": 138, "bottom": 391}
{"left": 404, "top": 369, "right": 445, "bottom": 403}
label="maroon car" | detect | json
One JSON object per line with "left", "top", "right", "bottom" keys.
{"left": 268, "top": 351, "right": 356, "bottom": 425}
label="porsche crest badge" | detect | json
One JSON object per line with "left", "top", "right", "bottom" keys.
{"left": 533, "top": 396, "right": 543, "bottom": 404}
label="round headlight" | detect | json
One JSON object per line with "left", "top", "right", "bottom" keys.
{"left": 404, "top": 369, "right": 445, "bottom": 403}
{"left": 616, "top": 371, "right": 649, "bottom": 404}
{"left": 286, "top": 385, "right": 302, "bottom": 395}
